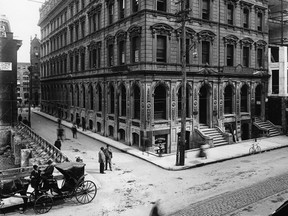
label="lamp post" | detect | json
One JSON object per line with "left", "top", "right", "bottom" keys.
{"left": 28, "top": 65, "right": 33, "bottom": 127}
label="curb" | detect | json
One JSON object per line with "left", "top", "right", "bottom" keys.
{"left": 32, "top": 111, "right": 288, "bottom": 171}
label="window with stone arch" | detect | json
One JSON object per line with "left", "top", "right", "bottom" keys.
{"left": 224, "top": 84, "right": 234, "bottom": 114}
{"left": 96, "top": 84, "right": 102, "bottom": 112}
{"left": 70, "top": 84, "right": 74, "bottom": 106}
{"left": 119, "top": 84, "right": 126, "bottom": 117}
{"left": 76, "top": 85, "right": 80, "bottom": 107}
{"left": 106, "top": 35, "right": 115, "bottom": 66}
{"left": 150, "top": 23, "right": 173, "bottom": 63}
{"left": 223, "top": 35, "right": 238, "bottom": 67}
{"left": 109, "top": 84, "right": 115, "bottom": 114}
{"left": 128, "top": 25, "right": 141, "bottom": 63}
{"left": 154, "top": 84, "right": 167, "bottom": 120}
{"left": 255, "top": 40, "right": 266, "bottom": 68}
{"left": 82, "top": 84, "right": 86, "bottom": 108}
{"left": 240, "top": 84, "right": 249, "bottom": 112}
{"left": 240, "top": 37, "right": 253, "bottom": 68}
{"left": 178, "top": 85, "right": 190, "bottom": 118}
{"left": 198, "top": 30, "right": 216, "bottom": 65}
{"left": 132, "top": 83, "right": 140, "bottom": 119}
{"left": 116, "top": 30, "right": 127, "bottom": 65}
{"left": 89, "top": 84, "right": 94, "bottom": 110}
{"left": 242, "top": 6, "right": 250, "bottom": 28}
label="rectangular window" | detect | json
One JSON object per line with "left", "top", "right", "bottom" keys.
{"left": 226, "top": 44, "right": 234, "bottom": 66}
{"left": 272, "top": 70, "right": 279, "bottom": 94}
{"left": 97, "top": 13, "right": 101, "bottom": 30}
{"left": 75, "top": 54, "right": 79, "bottom": 72}
{"left": 131, "top": 36, "right": 140, "bottom": 63}
{"left": 70, "top": 26, "right": 73, "bottom": 43}
{"left": 108, "top": 44, "right": 114, "bottom": 66}
{"left": 202, "top": 41, "right": 210, "bottom": 64}
{"left": 97, "top": 46, "right": 101, "bottom": 68}
{"left": 227, "top": 4, "right": 234, "bottom": 25}
{"left": 92, "top": 13, "right": 97, "bottom": 32}
{"left": 157, "top": 0, "right": 166, "bottom": 12}
{"left": 202, "top": 0, "right": 210, "bottom": 20}
{"left": 157, "top": 35, "right": 167, "bottom": 62}
{"left": 81, "top": 21, "right": 85, "bottom": 38}
{"left": 108, "top": 4, "right": 114, "bottom": 25}
{"left": 70, "top": 6, "right": 74, "bottom": 17}
{"left": 243, "top": 46, "right": 249, "bottom": 67}
{"left": 75, "top": 24, "right": 79, "bottom": 41}
{"left": 132, "top": 0, "right": 139, "bottom": 13}
{"left": 81, "top": 53, "right": 85, "bottom": 71}
{"left": 119, "top": 0, "right": 125, "bottom": 19}
{"left": 243, "top": 8, "right": 249, "bottom": 28}
{"left": 118, "top": 41, "right": 125, "bottom": 65}
{"left": 257, "top": 48, "right": 263, "bottom": 67}
{"left": 257, "top": 12, "right": 263, "bottom": 31}
{"left": 70, "top": 56, "right": 74, "bottom": 72}
{"left": 92, "top": 49, "right": 97, "bottom": 67}
{"left": 271, "top": 47, "right": 279, "bottom": 62}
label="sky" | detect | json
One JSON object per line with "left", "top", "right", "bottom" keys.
{"left": 1, "top": 0, "right": 43, "bottom": 63}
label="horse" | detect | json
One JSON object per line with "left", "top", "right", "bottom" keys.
{"left": 0, "top": 178, "right": 30, "bottom": 213}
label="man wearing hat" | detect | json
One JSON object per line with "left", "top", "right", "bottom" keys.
{"left": 41, "top": 160, "right": 54, "bottom": 189}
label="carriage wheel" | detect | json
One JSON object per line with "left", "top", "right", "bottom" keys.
{"left": 75, "top": 180, "right": 97, "bottom": 204}
{"left": 34, "top": 195, "right": 53, "bottom": 214}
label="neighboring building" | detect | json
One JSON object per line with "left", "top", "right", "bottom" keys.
{"left": 39, "top": 0, "right": 272, "bottom": 154}
{"left": 0, "top": 14, "right": 22, "bottom": 126}
{"left": 29, "top": 36, "right": 41, "bottom": 107}
{"left": 267, "top": 0, "right": 288, "bottom": 133}
{"left": 17, "top": 63, "right": 30, "bottom": 106}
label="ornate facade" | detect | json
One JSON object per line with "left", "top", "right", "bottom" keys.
{"left": 39, "top": 0, "right": 269, "bottom": 153}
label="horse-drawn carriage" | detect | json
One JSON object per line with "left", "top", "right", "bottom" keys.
{"left": 0, "top": 162, "right": 97, "bottom": 214}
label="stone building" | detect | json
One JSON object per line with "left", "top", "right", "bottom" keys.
{"left": 17, "top": 63, "right": 30, "bottom": 106}
{"left": 39, "top": 0, "right": 272, "bottom": 154}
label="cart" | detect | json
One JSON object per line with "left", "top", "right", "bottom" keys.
{"left": 33, "top": 162, "right": 97, "bottom": 214}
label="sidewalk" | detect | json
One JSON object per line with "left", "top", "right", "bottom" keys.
{"left": 34, "top": 110, "right": 288, "bottom": 171}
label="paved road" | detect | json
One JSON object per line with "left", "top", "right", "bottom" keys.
{"left": 7, "top": 110, "right": 288, "bottom": 216}
{"left": 170, "top": 172, "right": 288, "bottom": 216}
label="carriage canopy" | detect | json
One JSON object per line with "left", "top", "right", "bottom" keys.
{"left": 55, "top": 162, "right": 85, "bottom": 181}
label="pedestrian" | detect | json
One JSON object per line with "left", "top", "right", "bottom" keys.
{"left": 104, "top": 144, "right": 113, "bottom": 171}
{"left": 30, "top": 164, "right": 41, "bottom": 198}
{"left": 57, "top": 118, "right": 62, "bottom": 128}
{"left": 76, "top": 116, "right": 80, "bottom": 128}
{"left": 18, "top": 114, "right": 23, "bottom": 122}
{"left": 71, "top": 123, "right": 77, "bottom": 138}
{"left": 82, "top": 118, "right": 86, "bottom": 131}
{"left": 98, "top": 147, "right": 106, "bottom": 174}
{"left": 54, "top": 138, "right": 61, "bottom": 150}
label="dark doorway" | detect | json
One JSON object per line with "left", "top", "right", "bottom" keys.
{"left": 199, "top": 86, "right": 208, "bottom": 124}
{"left": 255, "top": 85, "right": 262, "bottom": 116}
{"left": 241, "top": 122, "right": 249, "bottom": 140}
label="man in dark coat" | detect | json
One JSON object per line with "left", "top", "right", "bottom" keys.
{"left": 82, "top": 118, "right": 86, "bottom": 131}
{"left": 71, "top": 123, "right": 77, "bottom": 138}
{"left": 30, "top": 164, "right": 41, "bottom": 198}
{"left": 98, "top": 147, "right": 106, "bottom": 174}
{"left": 41, "top": 160, "right": 54, "bottom": 189}
{"left": 54, "top": 138, "right": 61, "bottom": 150}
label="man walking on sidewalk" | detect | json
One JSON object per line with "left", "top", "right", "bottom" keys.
{"left": 98, "top": 147, "right": 106, "bottom": 174}
{"left": 104, "top": 144, "right": 113, "bottom": 171}
{"left": 71, "top": 123, "right": 77, "bottom": 138}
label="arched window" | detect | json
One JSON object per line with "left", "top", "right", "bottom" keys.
{"left": 82, "top": 84, "right": 86, "bottom": 108}
{"left": 109, "top": 85, "right": 115, "bottom": 114}
{"left": 132, "top": 84, "right": 140, "bottom": 119}
{"left": 90, "top": 85, "right": 94, "bottom": 110}
{"left": 119, "top": 84, "right": 126, "bottom": 116}
{"left": 76, "top": 85, "right": 80, "bottom": 107}
{"left": 241, "top": 85, "right": 248, "bottom": 112}
{"left": 224, "top": 85, "right": 233, "bottom": 114}
{"left": 96, "top": 84, "right": 102, "bottom": 111}
{"left": 154, "top": 84, "right": 167, "bottom": 120}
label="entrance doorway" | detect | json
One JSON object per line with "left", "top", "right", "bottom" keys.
{"left": 241, "top": 122, "right": 249, "bottom": 140}
{"left": 199, "top": 86, "right": 208, "bottom": 124}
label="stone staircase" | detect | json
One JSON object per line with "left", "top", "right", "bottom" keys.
{"left": 199, "top": 124, "right": 229, "bottom": 146}
{"left": 253, "top": 118, "right": 282, "bottom": 137}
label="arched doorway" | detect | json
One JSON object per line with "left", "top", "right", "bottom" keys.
{"left": 241, "top": 122, "right": 249, "bottom": 140}
{"left": 199, "top": 85, "right": 209, "bottom": 124}
{"left": 255, "top": 85, "right": 262, "bottom": 116}
{"left": 132, "top": 133, "right": 139, "bottom": 147}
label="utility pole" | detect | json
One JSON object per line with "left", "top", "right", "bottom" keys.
{"left": 176, "top": 0, "right": 188, "bottom": 166}
{"left": 28, "top": 65, "right": 33, "bottom": 127}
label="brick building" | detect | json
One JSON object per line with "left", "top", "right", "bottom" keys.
{"left": 39, "top": 0, "right": 271, "bottom": 154}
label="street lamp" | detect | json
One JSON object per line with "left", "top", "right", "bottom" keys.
{"left": 28, "top": 65, "right": 33, "bottom": 127}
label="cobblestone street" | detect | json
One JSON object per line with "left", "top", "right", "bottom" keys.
{"left": 170, "top": 172, "right": 288, "bottom": 216}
